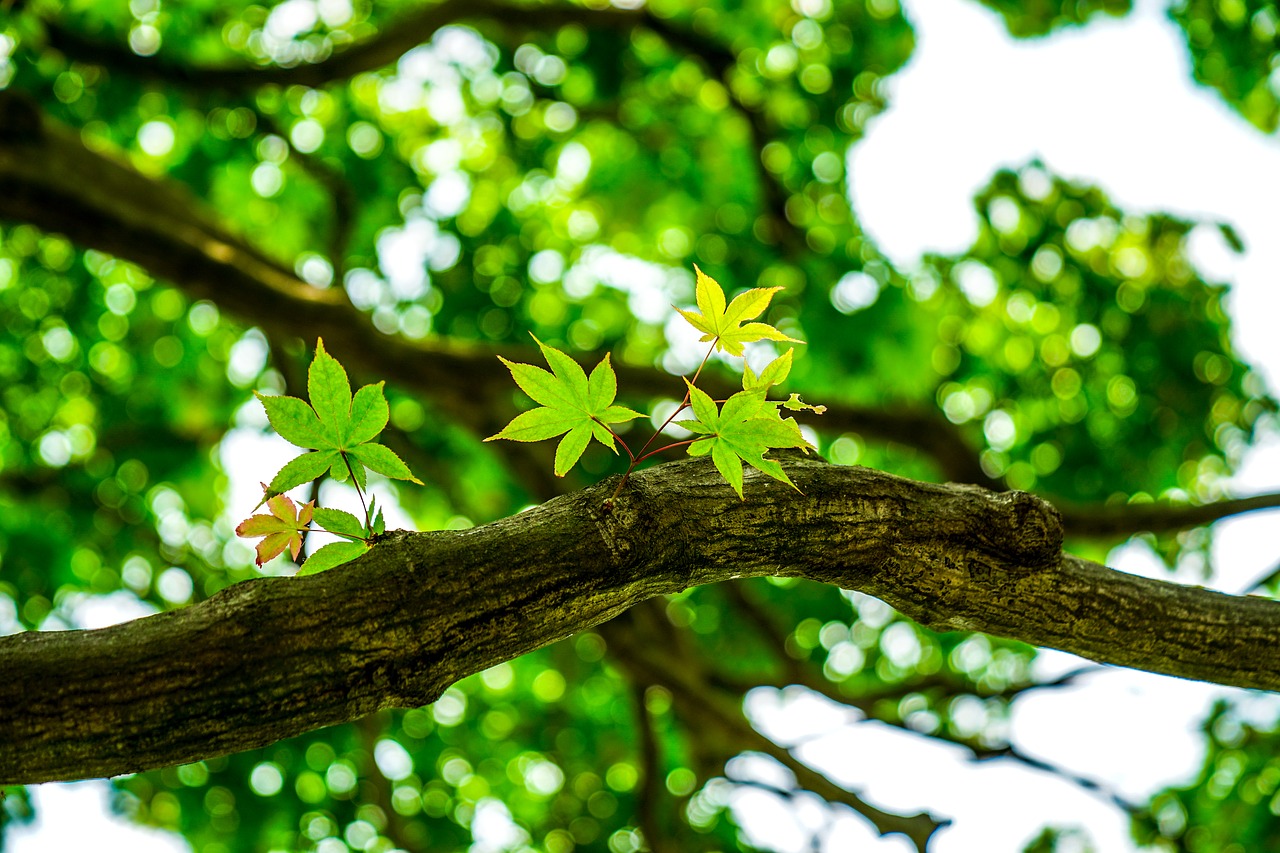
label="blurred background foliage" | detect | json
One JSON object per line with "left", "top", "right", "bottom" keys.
{"left": 1132, "top": 696, "right": 1280, "bottom": 853}
{"left": 0, "top": 0, "right": 1276, "bottom": 851}
{"left": 1170, "top": 0, "right": 1280, "bottom": 133}
{"left": 976, "top": 0, "right": 1131, "bottom": 36}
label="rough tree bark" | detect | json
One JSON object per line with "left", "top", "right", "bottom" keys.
{"left": 4, "top": 457, "right": 1278, "bottom": 787}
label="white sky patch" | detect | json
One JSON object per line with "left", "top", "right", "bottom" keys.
{"left": 316, "top": 0, "right": 353, "bottom": 29}
{"left": 8, "top": 782, "right": 190, "bottom": 853}
{"left": 264, "top": 0, "right": 317, "bottom": 41}
{"left": 374, "top": 213, "right": 459, "bottom": 301}
{"left": 850, "top": 0, "right": 1280, "bottom": 389}
{"left": 564, "top": 245, "right": 690, "bottom": 325}
{"left": 830, "top": 270, "right": 880, "bottom": 314}
{"left": 376, "top": 219, "right": 432, "bottom": 301}
{"left": 424, "top": 170, "right": 471, "bottom": 218}
{"left": 469, "top": 798, "right": 529, "bottom": 851}
{"left": 69, "top": 590, "right": 160, "bottom": 630}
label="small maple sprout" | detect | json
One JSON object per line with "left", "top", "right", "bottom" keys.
{"left": 235, "top": 485, "right": 315, "bottom": 567}
{"left": 236, "top": 339, "right": 420, "bottom": 576}
{"left": 488, "top": 266, "right": 824, "bottom": 500}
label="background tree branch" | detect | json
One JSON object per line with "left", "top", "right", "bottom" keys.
{"left": 0, "top": 91, "right": 993, "bottom": 482}
{"left": 1055, "top": 492, "right": 1280, "bottom": 536}
{"left": 605, "top": 616, "right": 947, "bottom": 849}
{"left": 41, "top": 0, "right": 652, "bottom": 91}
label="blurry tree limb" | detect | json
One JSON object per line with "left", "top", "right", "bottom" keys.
{"left": 354, "top": 712, "right": 425, "bottom": 853}
{"left": 627, "top": 680, "right": 676, "bottom": 853}
{"left": 723, "top": 580, "right": 1089, "bottom": 709}
{"left": 721, "top": 582, "right": 813, "bottom": 686}
{"left": 2, "top": 96, "right": 1278, "bottom": 528}
{"left": 40, "top": 0, "right": 807, "bottom": 257}
{"left": 605, "top": 615, "right": 947, "bottom": 850}
{"left": 36, "top": 0, "right": 737, "bottom": 115}
{"left": 1055, "top": 492, "right": 1280, "bottom": 537}
{"left": 605, "top": 620, "right": 941, "bottom": 848}
{"left": 719, "top": 582, "right": 1131, "bottom": 809}
{"left": 41, "top": 0, "right": 648, "bottom": 91}
{"left": 0, "top": 94, "right": 493, "bottom": 431}
{"left": 5, "top": 457, "right": 1280, "bottom": 787}
{"left": 0, "top": 95, "right": 991, "bottom": 484}
{"left": 757, "top": 679, "right": 1129, "bottom": 812}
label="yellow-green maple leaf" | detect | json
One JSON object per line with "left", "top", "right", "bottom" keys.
{"left": 675, "top": 266, "right": 802, "bottom": 357}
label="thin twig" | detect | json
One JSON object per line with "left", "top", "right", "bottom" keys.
{"left": 1239, "top": 558, "right": 1280, "bottom": 595}
{"left": 967, "top": 742, "right": 1143, "bottom": 815}
{"left": 612, "top": 344, "right": 717, "bottom": 500}
{"left": 339, "top": 451, "right": 369, "bottom": 527}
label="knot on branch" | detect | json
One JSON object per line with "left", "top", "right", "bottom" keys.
{"left": 587, "top": 477, "right": 643, "bottom": 569}
{"left": 985, "top": 489, "right": 1063, "bottom": 567}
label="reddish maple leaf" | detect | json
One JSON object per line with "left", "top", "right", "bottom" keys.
{"left": 235, "top": 484, "right": 315, "bottom": 566}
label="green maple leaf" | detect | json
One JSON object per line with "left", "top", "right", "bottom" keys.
{"left": 256, "top": 339, "right": 421, "bottom": 498}
{"left": 675, "top": 265, "right": 802, "bottom": 357}
{"left": 485, "top": 336, "right": 643, "bottom": 476}
{"left": 676, "top": 381, "right": 813, "bottom": 499}
{"left": 312, "top": 507, "right": 366, "bottom": 540}
{"left": 235, "top": 486, "right": 315, "bottom": 566}
{"left": 294, "top": 505, "right": 375, "bottom": 576}
{"left": 298, "top": 540, "right": 369, "bottom": 577}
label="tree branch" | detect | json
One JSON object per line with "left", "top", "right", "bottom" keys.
{"left": 1238, "top": 558, "right": 1280, "bottom": 595}
{"left": 4, "top": 457, "right": 1279, "bottom": 787}
{"left": 967, "top": 742, "right": 1143, "bottom": 815}
{"left": 719, "top": 582, "right": 1130, "bottom": 811}
{"left": 44, "top": 0, "right": 809, "bottom": 262}
{"left": 627, "top": 680, "right": 675, "bottom": 853}
{"left": 354, "top": 712, "right": 425, "bottom": 853}
{"left": 604, "top": 614, "right": 945, "bottom": 849}
{"left": 41, "top": 0, "right": 655, "bottom": 91}
{"left": 1057, "top": 491, "right": 1280, "bottom": 537}
{"left": 722, "top": 580, "right": 1092, "bottom": 713}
